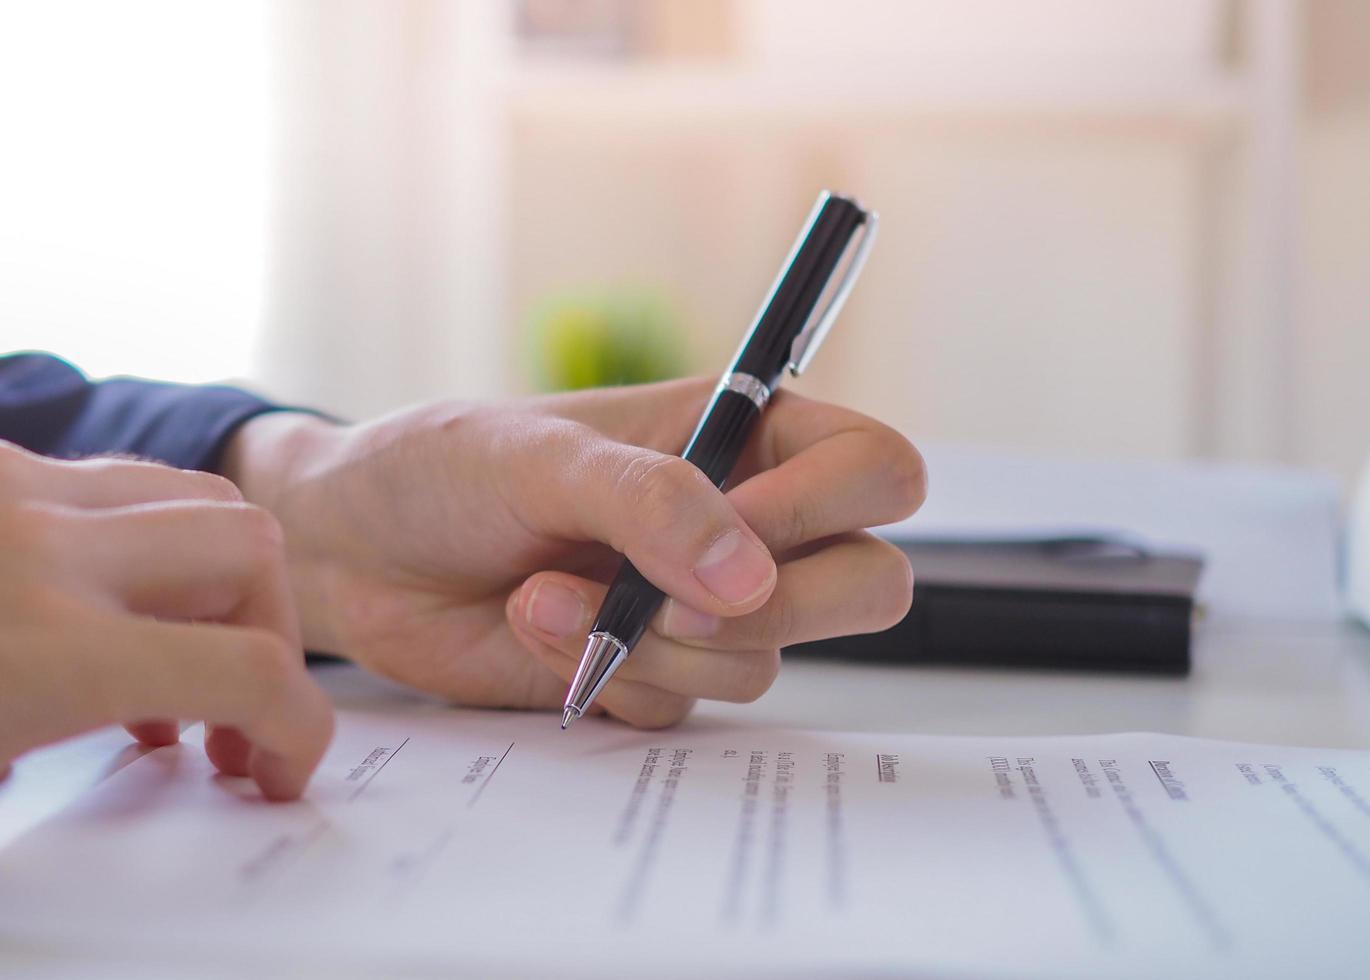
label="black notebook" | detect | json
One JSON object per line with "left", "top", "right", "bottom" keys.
{"left": 787, "top": 537, "right": 1204, "bottom": 675}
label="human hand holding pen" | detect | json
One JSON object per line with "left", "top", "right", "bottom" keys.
{"left": 222, "top": 378, "right": 924, "bottom": 728}
{"left": 510, "top": 381, "right": 925, "bottom": 726}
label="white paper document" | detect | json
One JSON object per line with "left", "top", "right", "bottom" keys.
{"left": 2, "top": 704, "right": 1369, "bottom": 979}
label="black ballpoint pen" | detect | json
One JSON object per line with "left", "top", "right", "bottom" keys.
{"left": 561, "top": 190, "right": 879, "bottom": 729}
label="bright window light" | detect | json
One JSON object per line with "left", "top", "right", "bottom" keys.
{"left": 0, "top": 1, "right": 269, "bottom": 384}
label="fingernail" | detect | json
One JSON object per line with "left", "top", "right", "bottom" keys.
{"left": 694, "top": 529, "right": 775, "bottom": 606}
{"left": 661, "top": 599, "right": 720, "bottom": 639}
{"left": 526, "top": 580, "right": 586, "bottom": 638}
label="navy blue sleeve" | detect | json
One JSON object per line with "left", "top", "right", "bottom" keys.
{"left": 0, "top": 352, "right": 285, "bottom": 473}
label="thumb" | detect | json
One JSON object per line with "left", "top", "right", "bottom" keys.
{"left": 505, "top": 418, "right": 777, "bottom": 615}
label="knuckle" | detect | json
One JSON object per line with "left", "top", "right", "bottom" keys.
{"left": 735, "top": 648, "right": 781, "bottom": 703}
{"left": 73, "top": 457, "right": 143, "bottom": 493}
{"left": 759, "top": 591, "right": 798, "bottom": 647}
{"left": 237, "top": 631, "right": 298, "bottom": 692}
{"left": 778, "top": 485, "right": 816, "bottom": 546}
{"left": 68, "top": 457, "right": 125, "bottom": 480}
{"left": 619, "top": 454, "right": 712, "bottom": 527}
{"left": 227, "top": 504, "right": 286, "bottom": 562}
{"left": 70, "top": 457, "right": 243, "bottom": 503}
{"left": 187, "top": 470, "right": 244, "bottom": 503}
{"left": 879, "top": 431, "right": 928, "bottom": 518}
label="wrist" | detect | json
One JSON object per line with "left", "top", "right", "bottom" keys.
{"left": 220, "top": 411, "right": 343, "bottom": 512}
{"left": 221, "top": 411, "right": 351, "bottom": 654}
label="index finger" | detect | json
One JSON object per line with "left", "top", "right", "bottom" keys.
{"left": 726, "top": 389, "right": 927, "bottom": 555}
{"left": 538, "top": 378, "right": 926, "bottom": 555}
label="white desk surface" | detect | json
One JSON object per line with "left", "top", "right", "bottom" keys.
{"left": 3, "top": 618, "right": 1369, "bottom": 978}
{"left": 717, "top": 619, "right": 1370, "bottom": 749}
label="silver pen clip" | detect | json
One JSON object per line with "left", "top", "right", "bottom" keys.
{"left": 787, "top": 209, "right": 879, "bottom": 376}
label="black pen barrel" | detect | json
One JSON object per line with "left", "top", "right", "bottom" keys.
{"left": 589, "top": 560, "right": 662, "bottom": 653}
{"left": 682, "top": 388, "right": 763, "bottom": 488}
{"left": 591, "top": 389, "right": 762, "bottom": 650}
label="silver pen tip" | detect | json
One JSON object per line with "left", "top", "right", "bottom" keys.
{"left": 561, "top": 706, "right": 580, "bottom": 730}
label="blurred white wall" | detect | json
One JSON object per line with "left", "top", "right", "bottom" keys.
{"left": 255, "top": 0, "right": 510, "bottom": 418}
{"left": 1, "top": 1, "right": 1366, "bottom": 486}
{"left": 1297, "top": 0, "right": 1370, "bottom": 482}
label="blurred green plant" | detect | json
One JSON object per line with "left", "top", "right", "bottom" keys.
{"left": 527, "top": 289, "right": 688, "bottom": 392}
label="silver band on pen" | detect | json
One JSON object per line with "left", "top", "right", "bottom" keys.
{"left": 717, "top": 372, "right": 770, "bottom": 411}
